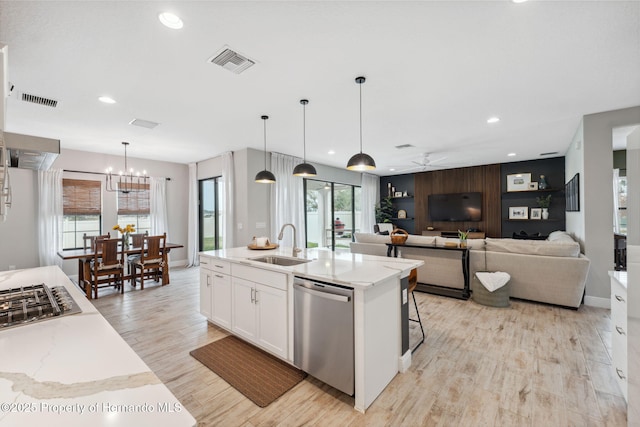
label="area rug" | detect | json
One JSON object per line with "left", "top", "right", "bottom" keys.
{"left": 190, "top": 335, "right": 307, "bottom": 407}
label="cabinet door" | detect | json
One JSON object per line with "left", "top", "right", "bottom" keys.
{"left": 255, "top": 283, "right": 288, "bottom": 358}
{"left": 232, "top": 277, "right": 257, "bottom": 342}
{"left": 212, "top": 272, "right": 232, "bottom": 330}
{"left": 199, "top": 269, "right": 212, "bottom": 320}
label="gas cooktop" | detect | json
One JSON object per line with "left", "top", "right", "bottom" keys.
{"left": 0, "top": 283, "right": 82, "bottom": 330}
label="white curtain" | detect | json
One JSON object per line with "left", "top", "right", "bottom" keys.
{"left": 270, "top": 153, "right": 305, "bottom": 248}
{"left": 613, "top": 168, "right": 620, "bottom": 234}
{"left": 150, "top": 177, "right": 169, "bottom": 239}
{"left": 187, "top": 163, "right": 199, "bottom": 266}
{"left": 37, "top": 168, "right": 63, "bottom": 266}
{"left": 361, "top": 173, "right": 379, "bottom": 234}
{"left": 221, "top": 151, "right": 235, "bottom": 248}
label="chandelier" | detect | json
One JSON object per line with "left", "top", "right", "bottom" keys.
{"left": 105, "top": 142, "right": 148, "bottom": 193}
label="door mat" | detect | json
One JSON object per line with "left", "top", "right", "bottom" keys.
{"left": 190, "top": 335, "right": 307, "bottom": 407}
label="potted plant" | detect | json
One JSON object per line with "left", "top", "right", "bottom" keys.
{"left": 458, "top": 229, "right": 469, "bottom": 248}
{"left": 536, "top": 194, "right": 552, "bottom": 219}
{"left": 375, "top": 196, "right": 394, "bottom": 224}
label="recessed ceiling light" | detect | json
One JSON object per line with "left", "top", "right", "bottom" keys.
{"left": 507, "top": 152, "right": 516, "bottom": 157}
{"left": 98, "top": 96, "right": 116, "bottom": 104}
{"left": 389, "top": 168, "right": 396, "bottom": 171}
{"left": 512, "top": 0, "right": 528, "bottom": 3}
{"left": 487, "top": 117, "right": 500, "bottom": 124}
{"left": 328, "top": 150, "right": 335, "bottom": 155}
{"left": 158, "top": 12, "right": 183, "bottom": 29}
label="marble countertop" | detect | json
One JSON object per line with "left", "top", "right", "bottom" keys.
{"left": 200, "top": 247, "right": 423, "bottom": 289}
{"left": 0, "top": 266, "right": 196, "bottom": 426}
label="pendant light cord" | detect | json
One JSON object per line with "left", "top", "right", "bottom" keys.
{"left": 303, "top": 102, "right": 307, "bottom": 161}
{"left": 359, "top": 81, "right": 363, "bottom": 154}
{"left": 263, "top": 117, "right": 267, "bottom": 170}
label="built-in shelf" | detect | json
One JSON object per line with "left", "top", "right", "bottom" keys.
{"left": 390, "top": 196, "right": 414, "bottom": 200}
{"left": 505, "top": 219, "right": 562, "bottom": 222}
{"left": 502, "top": 188, "right": 561, "bottom": 195}
{"left": 391, "top": 217, "right": 414, "bottom": 220}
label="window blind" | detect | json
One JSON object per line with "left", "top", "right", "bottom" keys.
{"left": 117, "top": 183, "right": 150, "bottom": 215}
{"left": 62, "top": 179, "right": 101, "bottom": 215}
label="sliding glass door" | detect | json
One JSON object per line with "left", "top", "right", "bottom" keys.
{"left": 199, "top": 177, "right": 223, "bottom": 251}
{"left": 304, "top": 179, "right": 361, "bottom": 250}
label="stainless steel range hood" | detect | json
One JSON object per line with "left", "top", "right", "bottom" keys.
{"left": 3, "top": 131, "right": 60, "bottom": 170}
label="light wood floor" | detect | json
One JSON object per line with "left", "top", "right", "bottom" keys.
{"left": 91, "top": 267, "right": 627, "bottom": 426}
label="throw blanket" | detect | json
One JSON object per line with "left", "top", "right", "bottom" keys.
{"left": 476, "top": 272, "right": 511, "bottom": 292}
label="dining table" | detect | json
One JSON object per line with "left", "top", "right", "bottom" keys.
{"left": 57, "top": 242, "right": 184, "bottom": 299}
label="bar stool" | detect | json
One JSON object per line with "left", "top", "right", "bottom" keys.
{"left": 408, "top": 268, "right": 425, "bottom": 352}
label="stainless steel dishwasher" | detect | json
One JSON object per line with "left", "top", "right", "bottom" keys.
{"left": 293, "top": 276, "right": 354, "bottom": 395}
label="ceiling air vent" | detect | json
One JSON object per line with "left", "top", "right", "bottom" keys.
{"left": 20, "top": 92, "right": 58, "bottom": 108}
{"left": 129, "top": 118, "right": 159, "bottom": 129}
{"left": 540, "top": 151, "right": 559, "bottom": 156}
{"left": 395, "top": 144, "right": 414, "bottom": 149}
{"left": 209, "top": 48, "right": 255, "bottom": 74}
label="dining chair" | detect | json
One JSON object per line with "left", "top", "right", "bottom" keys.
{"left": 83, "top": 232, "right": 110, "bottom": 250}
{"left": 85, "top": 237, "right": 124, "bottom": 299}
{"left": 127, "top": 231, "right": 148, "bottom": 285}
{"left": 408, "top": 268, "right": 425, "bottom": 353}
{"left": 132, "top": 233, "right": 167, "bottom": 290}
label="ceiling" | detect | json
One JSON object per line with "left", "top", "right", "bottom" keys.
{"left": 1, "top": 1, "right": 639, "bottom": 176}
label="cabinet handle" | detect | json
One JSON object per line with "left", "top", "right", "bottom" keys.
{"left": 616, "top": 368, "right": 626, "bottom": 380}
{"left": 254, "top": 290, "right": 259, "bottom": 304}
{"left": 214, "top": 264, "right": 225, "bottom": 269}
{"left": 616, "top": 326, "right": 626, "bottom": 335}
{"left": 200, "top": 260, "right": 208, "bottom": 265}
{"left": 250, "top": 288, "right": 255, "bottom": 303}
{"left": 215, "top": 274, "right": 224, "bottom": 279}
{"left": 615, "top": 295, "right": 625, "bottom": 303}
{"left": 207, "top": 275, "right": 211, "bottom": 286}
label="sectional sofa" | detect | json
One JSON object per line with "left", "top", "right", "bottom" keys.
{"left": 350, "top": 230, "right": 590, "bottom": 308}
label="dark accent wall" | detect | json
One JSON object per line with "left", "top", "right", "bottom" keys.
{"left": 500, "top": 157, "right": 566, "bottom": 238}
{"left": 414, "top": 164, "right": 502, "bottom": 237}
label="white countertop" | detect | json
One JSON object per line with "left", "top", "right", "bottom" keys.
{"left": 0, "top": 266, "right": 196, "bottom": 426}
{"left": 200, "top": 247, "right": 423, "bottom": 288}
{"left": 609, "top": 270, "right": 628, "bottom": 289}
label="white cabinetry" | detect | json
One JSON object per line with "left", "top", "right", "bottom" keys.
{"left": 199, "top": 257, "right": 232, "bottom": 330}
{"left": 199, "top": 256, "right": 289, "bottom": 359}
{"left": 610, "top": 271, "right": 628, "bottom": 402}
{"left": 232, "top": 263, "right": 288, "bottom": 358}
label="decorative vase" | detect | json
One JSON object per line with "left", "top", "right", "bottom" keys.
{"left": 539, "top": 175, "right": 548, "bottom": 190}
{"left": 459, "top": 240, "right": 467, "bottom": 249}
{"left": 124, "top": 232, "right": 131, "bottom": 249}
{"left": 542, "top": 208, "right": 549, "bottom": 220}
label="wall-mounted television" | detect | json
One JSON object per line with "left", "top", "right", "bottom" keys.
{"left": 428, "top": 192, "right": 482, "bottom": 222}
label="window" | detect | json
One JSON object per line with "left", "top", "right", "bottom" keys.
{"left": 62, "top": 179, "right": 102, "bottom": 249}
{"left": 199, "top": 177, "right": 223, "bottom": 251}
{"left": 617, "top": 175, "right": 627, "bottom": 234}
{"left": 304, "top": 180, "right": 361, "bottom": 250}
{"left": 117, "top": 183, "right": 150, "bottom": 235}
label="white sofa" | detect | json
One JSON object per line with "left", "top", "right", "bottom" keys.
{"left": 350, "top": 231, "right": 590, "bottom": 308}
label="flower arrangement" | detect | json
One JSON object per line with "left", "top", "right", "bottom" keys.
{"left": 458, "top": 230, "right": 469, "bottom": 241}
{"left": 113, "top": 224, "right": 136, "bottom": 234}
{"left": 536, "top": 194, "right": 552, "bottom": 208}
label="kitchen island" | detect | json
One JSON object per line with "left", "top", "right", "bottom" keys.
{"left": 0, "top": 265, "right": 196, "bottom": 426}
{"left": 199, "top": 247, "right": 423, "bottom": 412}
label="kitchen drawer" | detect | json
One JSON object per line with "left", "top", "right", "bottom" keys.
{"left": 201, "top": 258, "right": 231, "bottom": 275}
{"left": 232, "top": 263, "right": 288, "bottom": 291}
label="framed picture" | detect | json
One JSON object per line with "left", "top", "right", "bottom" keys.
{"left": 394, "top": 191, "right": 403, "bottom": 197}
{"left": 528, "top": 182, "right": 538, "bottom": 190}
{"left": 507, "top": 173, "right": 532, "bottom": 192}
{"left": 566, "top": 173, "right": 580, "bottom": 212}
{"left": 509, "top": 206, "right": 528, "bottom": 220}
{"left": 397, "top": 209, "right": 407, "bottom": 219}
{"left": 530, "top": 208, "right": 542, "bottom": 220}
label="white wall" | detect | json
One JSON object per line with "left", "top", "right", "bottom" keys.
{"left": 565, "top": 120, "right": 585, "bottom": 251}
{"left": 580, "top": 106, "right": 640, "bottom": 302}
{"left": 0, "top": 148, "right": 189, "bottom": 276}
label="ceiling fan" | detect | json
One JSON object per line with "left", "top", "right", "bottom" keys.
{"left": 391, "top": 153, "right": 450, "bottom": 172}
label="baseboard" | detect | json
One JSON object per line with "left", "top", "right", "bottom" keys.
{"left": 169, "top": 259, "right": 188, "bottom": 268}
{"left": 398, "top": 349, "right": 412, "bottom": 373}
{"left": 584, "top": 295, "right": 610, "bottom": 309}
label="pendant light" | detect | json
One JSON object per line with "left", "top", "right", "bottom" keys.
{"left": 346, "top": 76, "right": 376, "bottom": 171}
{"left": 255, "top": 115, "right": 276, "bottom": 183}
{"left": 293, "top": 99, "right": 317, "bottom": 177}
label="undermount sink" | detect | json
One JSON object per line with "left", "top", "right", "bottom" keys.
{"left": 250, "top": 255, "right": 312, "bottom": 266}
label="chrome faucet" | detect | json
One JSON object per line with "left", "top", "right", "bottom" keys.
{"left": 278, "top": 223, "right": 302, "bottom": 257}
